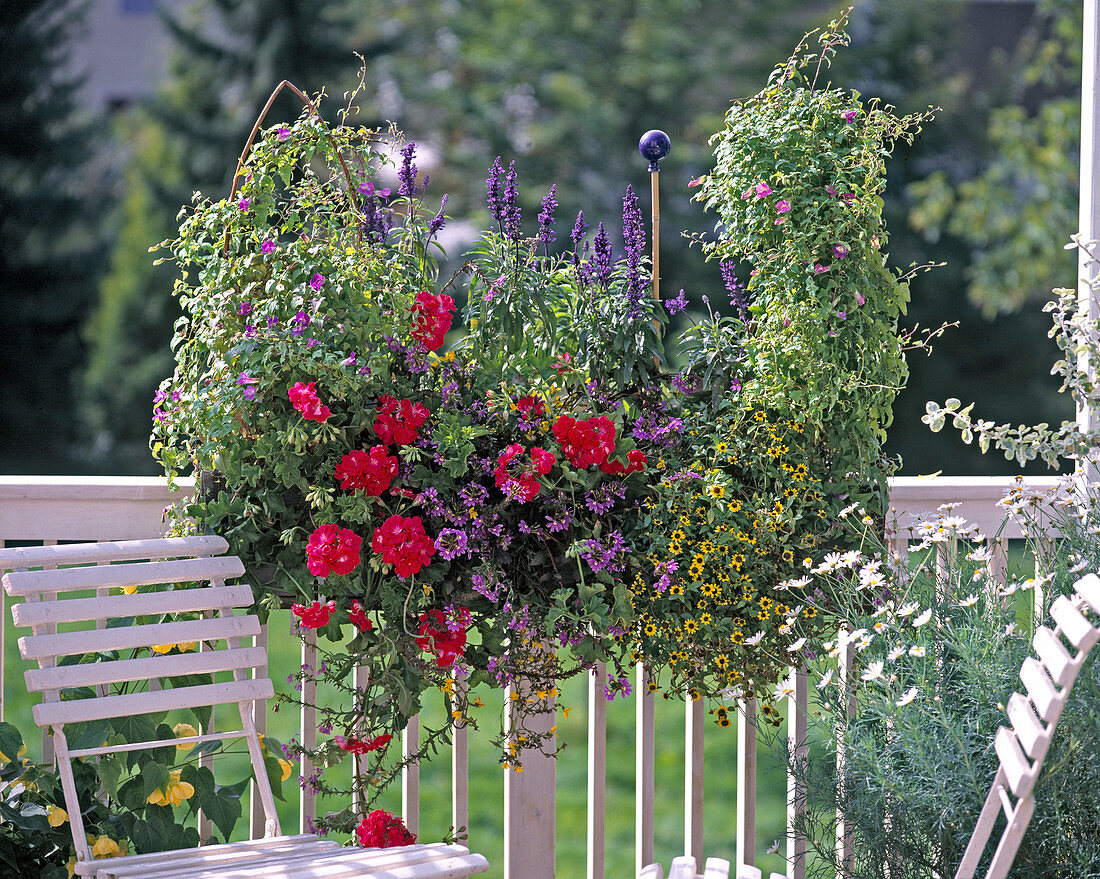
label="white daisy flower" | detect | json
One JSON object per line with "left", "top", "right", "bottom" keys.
{"left": 838, "top": 503, "right": 860, "bottom": 519}
{"left": 959, "top": 594, "right": 979, "bottom": 608}
{"left": 966, "top": 545, "right": 993, "bottom": 563}
{"left": 912, "top": 608, "right": 933, "bottom": 627}
{"left": 744, "top": 631, "right": 765, "bottom": 646}
{"left": 854, "top": 633, "right": 874, "bottom": 652}
{"left": 897, "top": 602, "right": 919, "bottom": 618}
{"left": 817, "top": 669, "right": 835, "bottom": 690}
{"left": 781, "top": 575, "right": 812, "bottom": 590}
{"left": 787, "top": 638, "right": 807, "bottom": 653}
{"left": 774, "top": 676, "right": 797, "bottom": 700}
{"left": 908, "top": 645, "right": 926, "bottom": 657}
{"left": 861, "top": 660, "right": 885, "bottom": 682}
{"left": 896, "top": 687, "right": 918, "bottom": 706}
{"left": 887, "top": 646, "right": 905, "bottom": 662}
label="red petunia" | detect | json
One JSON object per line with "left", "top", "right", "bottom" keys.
{"left": 292, "top": 599, "right": 336, "bottom": 629}
{"left": 335, "top": 732, "right": 392, "bottom": 755}
{"left": 348, "top": 600, "right": 373, "bottom": 633}
{"left": 334, "top": 447, "right": 398, "bottom": 496}
{"left": 373, "top": 395, "right": 430, "bottom": 446}
{"left": 410, "top": 290, "right": 456, "bottom": 351}
{"left": 287, "top": 381, "right": 331, "bottom": 423}
{"left": 371, "top": 514, "right": 436, "bottom": 578}
{"left": 553, "top": 415, "right": 616, "bottom": 468}
{"left": 415, "top": 607, "right": 471, "bottom": 669}
{"left": 355, "top": 809, "right": 417, "bottom": 848}
{"left": 305, "top": 525, "right": 362, "bottom": 577}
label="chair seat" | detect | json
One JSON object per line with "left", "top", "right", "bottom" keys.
{"left": 87, "top": 837, "right": 489, "bottom": 879}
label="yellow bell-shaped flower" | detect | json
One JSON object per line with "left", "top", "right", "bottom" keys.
{"left": 91, "top": 835, "right": 122, "bottom": 858}
{"left": 146, "top": 768, "right": 195, "bottom": 807}
{"left": 277, "top": 758, "right": 293, "bottom": 782}
{"left": 46, "top": 804, "right": 68, "bottom": 827}
{"left": 173, "top": 722, "right": 198, "bottom": 750}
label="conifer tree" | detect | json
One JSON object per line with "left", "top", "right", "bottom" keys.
{"left": 0, "top": 0, "right": 109, "bottom": 473}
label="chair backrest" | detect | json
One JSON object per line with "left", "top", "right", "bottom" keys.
{"left": 0, "top": 536, "right": 282, "bottom": 869}
{"left": 954, "top": 573, "right": 1100, "bottom": 879}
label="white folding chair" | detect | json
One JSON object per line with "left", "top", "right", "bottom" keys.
{"left": 954, "top": 573, "right": 1100, "bottom": 879}
{"left": 1, "top": 536, "right": 489, "bottom": 879}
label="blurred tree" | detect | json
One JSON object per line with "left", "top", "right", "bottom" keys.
{"left": 908, "top": 0, "right": 1080, "bottom": 317}
{"left": 80, "top": 0, "right": 387, "bottom": 470}
{"left": 0, "top": 0, "right": 110, "bottom": 473}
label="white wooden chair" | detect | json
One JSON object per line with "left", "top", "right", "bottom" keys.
{"left": 0, "top": 536, "right": 490, "bottom": 879}
{"left": 954, "top": 572, "right": 1100, "bottom": 879}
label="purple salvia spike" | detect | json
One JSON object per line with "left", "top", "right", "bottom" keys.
{"left": 537, "top": 184, "right": 558, "bottom": 245}
{"left": 486, "top": 157, "right": 504, "bottom": 228}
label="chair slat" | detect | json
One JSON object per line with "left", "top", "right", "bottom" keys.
{"left": 25, "top": 645, "right": 267, "bottom": 692}
{"left": 735, "top": 868, "right": 762, "bottom": 879}
{"left": 12, "top": 584, "right": 254, "bottom": 628}
{"left": 3, "top": 556, "right": 245, "bottom": 597}
{"left": 667, "top": 857, "right": 698, "bottom": 879}
{"left": 0, "top": 536, "right": 228, "bottom": 571}
{"left": 1076, "top": 573, "right": 1100, "bottom": 614}
{"left": 1005, "top": 692, "right": 1047, "bottom": 761}
{"left": 1050, "top": 595, "right": 1095, "bottom": 651}
{"left": 33, "top": 677, "right": 273, "bottom": 727}
{"left": 993, "top": 726, "right": 1033, "bottom": 799}
{"left": 704, "top": 857, "right": 731, "bottom": 878}
{"left": 639, "top": 865, "right": 665, "bottom": 879}
{"left": 88, "top": 835, "right": 338, "bottom": 876}
{"left": 1019, "top": 657, "right": 1060, "bottom": 722}
{"left": 1032, "top": 625, "right": 1074, "bottom": 687}
{"left": 19, "top": 614, "right": 260, "bottom": 661}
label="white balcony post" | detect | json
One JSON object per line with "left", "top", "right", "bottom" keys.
{"left": 1079, "top": 0, "right": 1100, "bottom": 484}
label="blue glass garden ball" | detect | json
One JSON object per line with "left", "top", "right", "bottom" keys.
{"left": 638, "top": 130, "right": 671, "bottom": 169}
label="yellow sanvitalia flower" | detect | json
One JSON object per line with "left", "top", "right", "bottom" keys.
{"left": 146, "top": 769, "right": 195, "bottom": 807}
{"left": 173, "top": 722, "right": 198, "bottom": 750}
{"left": 47, "top": 804, "right": 68, "bottom": 827}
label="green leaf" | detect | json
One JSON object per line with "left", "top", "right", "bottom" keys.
{"left": 67, "top": 719, "right": 113, "bottom": 751}
{"left": 197, "top": 783, "right": 243, "bottom": 842}
{"left": 141, "top": 761, "right": 171, "bottom": 800}
{"left": 263, "top": 754, "right": 286, "bottom": 802}
{"left": 0, "top": 723, "right": 23, "bottom": 765}
{"left": 111, "top": 714, "right": 158, "bottom": 744}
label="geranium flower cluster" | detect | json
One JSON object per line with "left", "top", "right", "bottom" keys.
{"left": 335, "top": 447, "right": 398, "bottom": 496}
{"left": 292, "top": 599, "right": 337, "bottom": 628}
{"left": 355, "top": 809, "right": 417, "bottom": 848}
{"left": 415, "top": 607, "right": 471, "bottom": 668}
{"left": 410, "top": 290, "right": 456, "bottom": 351}
{"left": 288, "top": 381, "right": 331, "bottom": 423}
{"left": 371, "top": 514, "right": 436, "bottom": 578}
{"left": 494, "top": 443, "right": 556, "bottom": 502}
{"left": 335, "top": 733, "right": 392, "bottom": 755}
{"left": 553, "top": 415, "right": 616, "bottom": 468}
{"left": 306, "top": 525, "right": 362, "bottom": 577}
{"left": 374, "top": 396, "right": 429, "bottom": 446}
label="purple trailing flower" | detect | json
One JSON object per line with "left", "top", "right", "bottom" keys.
{"left": 309, "top": 273, "right": 325, "bottom": 290}
{"left": 261, "top": 240, "right": 276, "bottom": 254}
{"left": 670, "top": 373, "right": 695, "bottom": 394}
{"left": 341, "top": 352, "right": 357, "bottom": 367}
{"left": 580, "top": 529, "right": 629, "bottom": 574}
{"left": 569, "top": 210, "right": 587, "bottom": 267}
{"left": 398, "top": 142, "right": 419, "bottom": 198}
{"left": 244, "top": 324, "right": 256, "bottom": 338}
{"left": 486, "top": 157, "right": 504, "bottom": 228}
{"left": 721, "top": 261, "right": 749, "bottom": 322}
{"left": 537, "top": 185, "right": 557, "bottom": 245}
{"left": 289, "top": 311, "right": 309, "bottom": 338}
{"left": 238, "top": 301, "right": 252, "bottom": 316}
{"left": 266, "top": 316, "right": 278, "bottom": 330}
{"left": 428, "top": 194, "right": 448, "bottom": 236}
{"left": 584, "top": 480, "right": 627, "bottom": 515}
{"left": 622, "top": 185, "right": 646, "bottom": 319}
{"left": 588, "top": 223, "right": 613, "bottom": 289}
{"left": 502, "top": 161, "right": 521, "bottom": 240}
{"left": 435, "top": 528, "right": 471, "bottom": 560}
{"left": 665, "top": 289, "right": 688, "bottom": 316}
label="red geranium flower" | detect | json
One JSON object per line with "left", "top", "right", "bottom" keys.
{"left": 371, "top": 514, "right": 436, "bottom": 578}
{"left": 305, "top": 525, "right": 362, "bottom": 577}
{"left": 335, "top": 733, "right": 392, "bottom": 755}
{"left": 410, "top": 290, "right": 456, "bottom": 351}
{"left": 334, "top": 447, "right": 398, "bottom": 496}
{"left": 553, "top": 415, "right": 616, "bottom": 468}
{"left": 494, "top": 444, "right": 556, "bottom": 502}
{"left": 514, "top": 395, "right": 545, "bottom": 420}
{"left": 291, "top": 599, "right": 336, "bottom": 629}
{"left": 287, "top": 381, "right": 331, "bottom": 423}
{"left": 348, "top": 600, "right": 373, "bottom": 633}
{"left": 415, "top": 607, "right": 471, "bottom": 668}
{"left": 373, "top": 395, "right": 430, "bottom": 446}
{"left": 600, "top": 448, "right": 648, "bottom": 476}
{"left": 355, "top": 809, "right": 417, "bottom": 848}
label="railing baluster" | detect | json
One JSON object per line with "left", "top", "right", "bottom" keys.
{"left": 787, "top": 667, "right": 808, "bottom": 879}
{"left": 636, "top": 662, "right": 655, "bottom": 875}
{"left": 588, "top": 662, "right": 607, "bottom": 879}
{"left": 251, "top": 623, "right": 269, "bottom": 840}
{"left": 299, "top": 621, "right": 317, "bottom": 832}
{"left": 836, "top": 630, "right": 856, "bottom": 878}
{"left": 403, "top": 713, "right": 420, "bottom": 837}
{"left": 40, "top": 538, "right": 57, "bottom": 766}
{"left": 736, "top": 696, "right": 757, "bottom": 872}
{"left": 685, "top": 692, "right": 704, "bottom": 865}
{"left": 504, "top": 678, "right": 555, "bottom": 879}
{"left": 453, "top": 675, "right": 469, "bottom": 841}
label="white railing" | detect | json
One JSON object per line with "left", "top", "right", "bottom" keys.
{"left": 0, "top": 474, "right": 1063, "bottom": 879}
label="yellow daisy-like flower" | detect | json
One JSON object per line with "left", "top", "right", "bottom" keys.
{"left": 707, "top": 484, "right": 725, "bottom": 498}
{"left": 714, "top": 441, "right": 729, "bottom": 453}
{"left": 644, "top": 622, "right": 657, "bottom": 636}
{"left": 802, "top": 606, "right": 817, "bottom": 618}
{"left": 727, "top": 500, "right": 743, "bottom": 513}
{"left": 700, "top": 613, "right": 712, "bottom": 626}
{"left": 47, "top": 804, "right": 68, "bottom": 827}
{"left": 758, "top": 597, "right": 773, "bottom": 610}
{"left": 173, "top": 722, "right": 198, "bottom": 750}
{"left": 753, "top": 411, "right": 766, "bottom": 422}
{"left": 146, "top": 769, "right": 195, "bottom": 808}
{"left": 699, "top": 540, "right": 714, "bottom": 554}
{"left": 714, "top": 654, "right": 729, "bottom": 669}
{"left": 671, "top": 529, "right": 686, "bottom": 541}
{"left": 781, "top": 548, "right": 795, "bottom": 563}
{"left": 730, "top": 630, "right": 744, "bottom": 644}
{"left": 688, "top": 564, "right": 704, "bottom": 580}
{"left": 684, "top": 619, "right": 700, "bottom": 634}
{"left": 669, "top": 584, "right": 684, "bottom": 596}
